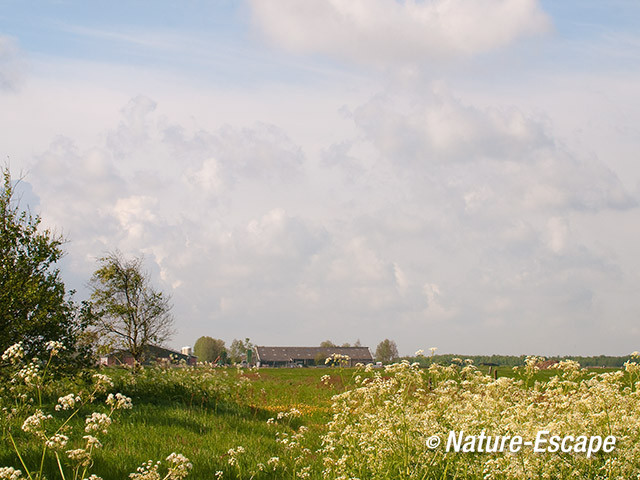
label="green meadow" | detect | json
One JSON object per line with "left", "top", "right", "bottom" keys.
{"left": 0, "top": 363, "right": 635, "bottom": 480}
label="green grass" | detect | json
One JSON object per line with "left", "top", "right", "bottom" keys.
{"left": 0, "top": 366, "right": 352, "bottom": 479}
{"left": 0, "top": 364, "right": 627, "bottom": 479}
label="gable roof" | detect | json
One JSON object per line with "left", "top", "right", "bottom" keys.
{"left": 105, "top": 344, "right": 196, "bottom": 360}
{"left": 255, "top": 346, "right": 373, "bottom": 363}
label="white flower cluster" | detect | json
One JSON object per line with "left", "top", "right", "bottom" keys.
{"left": 317, "top": 357, "right": 640, "bottom": 479}
{"left": 165, "top": 453, "right": 193, "bottom": 480}
{"left": 56, "top": 393, "right": 82, "bottom": 411}
{"left": 325, "top": 353, "right": 350, "bottom": 366}
{"left": 44, "top": 433, "right": 69, "bottom": 450}
{"left": 276, "top": 408, "right": 301, "bottom": 421}
{"left": 15, "top": 359, "right": 40, "bottom": 385}
{"left": 84, "top": 412, "right": 112, "bottom": 434}
{"left": 83, "top": 435, "right": 103, "bottom": 449}
{"left": 0, "top": 467, "right": 23, "bottom": 480}
{"left": 92, "top": 373, "right": 114, "bottom": 392}
{"left": 1, "top": 343, "right": 24, "bottom": 364}
{"left": 227, "top": 446, "right": 245, "bottom": 466}
{"left": 106, "top": 392, "right": 133, "bottom": 410}
{"left": 130, "top": 460, "right": 162, "bottom": 480}
{"left": 276, "top": 425, "right": 310, "bottom": 458}
{"left": 45, "top": 340, "right": 64, "bottom": 355}
{"left": 66, "top": 448, "right": 92, "bottom": 467}
{"left": 21, "top": 409, "right": 52, "bottom": 439}
{"left": 130, "top": 454, "right": 192, "bottom": 480}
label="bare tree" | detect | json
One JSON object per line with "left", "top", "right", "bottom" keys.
{"left": 86, "top": 251, "right": 174, "bottom": 364}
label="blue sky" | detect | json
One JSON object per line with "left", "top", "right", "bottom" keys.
{"left": 1, "top": 0, "right": 640, "bottom": 356}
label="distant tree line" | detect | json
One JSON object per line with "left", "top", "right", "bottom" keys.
{"left": 405, "top": 353, "right": 635, "bottom": 368}
{"left": 193, "top": 336, "right": 254, "bottom": 365}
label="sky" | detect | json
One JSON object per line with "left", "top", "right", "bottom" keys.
{"left": 1, "top": 0, "right": 640, "bottom": 356}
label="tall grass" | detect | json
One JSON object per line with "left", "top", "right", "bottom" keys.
{"left": 3, "top": 345, "right": 640, "bottom": 479}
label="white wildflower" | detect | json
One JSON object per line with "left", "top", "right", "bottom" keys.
{"left": 165, "top": 452, "right": 192, "bottom": 480}
{"left": 106, "top": 392, "right": 133, "bottom": 409}
{"left": 1, "top": 343, "right": 24, "bottom": 364}
{"left": 67, "top": 448, "right": 91, "bottom": 467}
{"left": 45, "top": 340, "right": 64, "bottom": 355}
{"left": 45, "top": 433, "right": 69, "bottom": 450}
{"left": 83, "top": 435, "right": 103, "bottom": 449}
{"left": 92, "top": 373, "right": 114, "bottom": 391}
{"left": 129, "top": 460, "right": 160, "bottom": 480}
{"left": 0, "top": 466, "right": 23, "bottom": 480}
{"left": 56, "top": 393, "right": 82, "bottom": 411}
{"left": 22, "top": 409, "right": 52, "bottom": 438}
{"left": 85, "top": 412, "right": 112, "bottom": 434}
{"left": 16, "top": 359, "right": 40, "bottom": 385}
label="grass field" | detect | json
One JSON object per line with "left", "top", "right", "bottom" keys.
{"left": 1, "top": 353, "right": 638, "bottom": 480}
{"left": 1, "top": 364, "right": 354, "bottom": 479}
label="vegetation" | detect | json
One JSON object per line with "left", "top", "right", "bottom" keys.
{"left": 0, "top": 167, "right": 91, "bottom": 371}
{"left": 193, "top": 337, "right": 226, "bottom": 363}
{"left": 4, "top": 343, "right": 638, "bottom": 480}
{"left": 3, "top": 164, "right": 638, "bottom": 478}
{"left": 407, "top": 352, "right": 639, "bottom": 368}
{"left": 320, "top": 340, "right": 362, "bottom": 348}
{"left": 85, "top": 251, "right": 174, "bottom": 365}
{"left": 375, "top": 338, "right": 399, "bottom": 363}
{"left": 228, "top": 338, "right": 254, "bottom": 364}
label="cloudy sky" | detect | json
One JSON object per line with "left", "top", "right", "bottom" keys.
{"left": 2, "top": 0, "right": 640, "bottom": 356}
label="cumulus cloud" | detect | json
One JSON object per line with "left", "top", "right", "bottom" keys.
{"left": 352, "top": 90, "right": 552, "bottom": 164}
{"left": 17, "top": 88, "right": 640, "bottom": 355}
{"left": 309, "top": 86, "right": 638, "bottom": 352}
{"left": 346, "top": 90, "right": 636, "bottom": 213}
{"left": 0, "top": 35, "right": 26, "bottom": 91}
{"left": 249, "top": 0, "right": 551, "bottom": 65}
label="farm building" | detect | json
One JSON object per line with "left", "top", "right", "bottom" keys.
{"left": 100, "top": 344, "right": 197, "bottom": 367}
{"left": 254, "top": 346, "right": 374, "bottom": 367}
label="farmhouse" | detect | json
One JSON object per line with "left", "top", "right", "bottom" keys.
{"left": 254, "top": 346, "right": 374, "bottom": 367}
{"left": 100, "top": 344, "right": 197, "bottom": 367}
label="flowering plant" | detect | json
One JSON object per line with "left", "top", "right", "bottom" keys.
{"left": 0, "top": 342, "right": 192, "bottom": 480}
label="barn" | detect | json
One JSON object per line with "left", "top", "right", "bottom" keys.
{"left": 254, "top": 346, "right": 374, "bottom": 367}
{"left": 100, "top": 344, "right": 198, "bottom": 367}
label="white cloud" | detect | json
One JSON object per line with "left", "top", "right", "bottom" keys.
{"left": 7, "top": 38, "right": 640, "bottom": 356}
{"left": 346, "top": 89, "right": 636, "bottom": 214}
{"left": 0, "top": 35, "right": 26, "bottom": 91}
{"left": 423, "top": 283, "right": 456, "bottom": 320}
{"left": 250, "top": 0, "right": 551, "bottom": 65}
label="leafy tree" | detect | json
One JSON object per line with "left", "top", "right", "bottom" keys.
{"left": 193, "top": 336, "right": 226, "bottom": 363}
{"left": 85, "top": 251, "right": 174, "bottom": 365}
{"left": 375, "top": 339, "right": 399, "bottom": 363}
{"left": 229, "top": 337, "right": 253, "bottom": 364}
{"left": 0, "top": 167, "right": 90, "bottom": 368}
{"left": 320, "top": 340, "right": 337, "bottom": 348}
{"left": 315, "top": 351, "right": 328, "bottom": 365}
